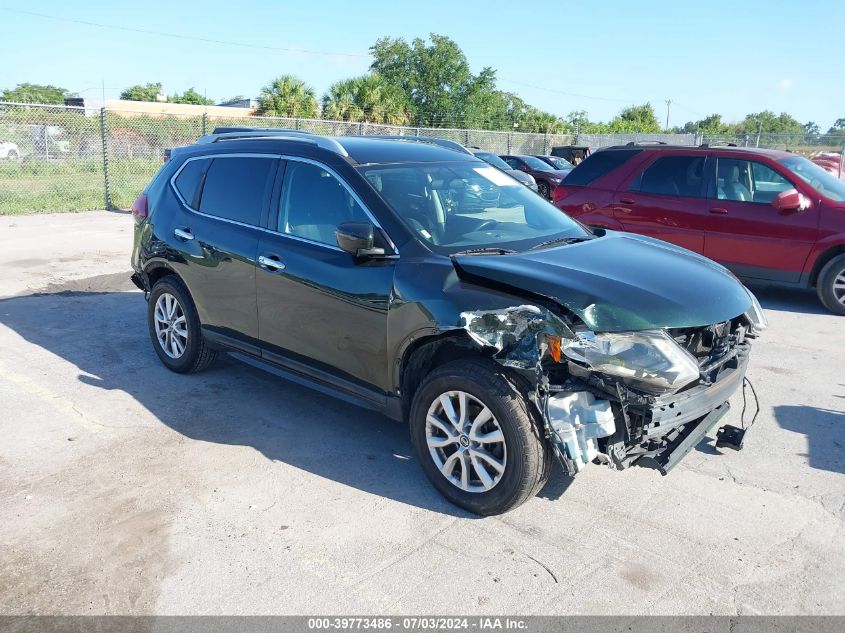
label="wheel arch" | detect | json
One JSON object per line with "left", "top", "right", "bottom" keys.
{"left": 809, "top": 243, "right": 845, "bottom": 286}
{"left": 398, "top": 331, "right": 494, "bottom": 420}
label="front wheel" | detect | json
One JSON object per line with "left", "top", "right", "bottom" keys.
{"left": 817, "top": 254, "right": 845, "bottom": 315}
{"left": 409, "top": 359, "right": 552, "bottom": 515}
{"left": 537, "top": 180, "right": 550, "bottom": 199}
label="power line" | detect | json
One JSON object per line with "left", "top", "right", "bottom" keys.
{"left": 0, "top": 7, "right": 371, "bottom": 58}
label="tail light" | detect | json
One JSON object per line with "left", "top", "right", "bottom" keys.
{"left": 131, "top": 193, "right": 148, "bottom": 220}
{"left": 552, "top": 185, "right": 569, "bottom": 205}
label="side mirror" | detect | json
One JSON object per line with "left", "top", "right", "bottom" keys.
{"left": 772, "top": 188, "right": 808, "bottom": 212}
{"left": 336, "top": 221, "right": 384, "bottom": 258}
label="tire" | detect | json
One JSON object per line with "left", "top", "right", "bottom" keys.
{"left": 537, "top": 180, "right": 550, "bottom": 199}
{"left": 147, "top": 276, "right": 217, "bottom": 373}
{"left": 816, "top": 253, "right": 845, "bottom": 316}
{"left": 409, "top": 358, "right": 552, "bottom": 515}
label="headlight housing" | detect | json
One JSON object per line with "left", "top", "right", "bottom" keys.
{"left": 561, "top": 329, "right": 701, "bottom": 394}
{"left": 744, "top": 287, "right": 768, "bottom": 333}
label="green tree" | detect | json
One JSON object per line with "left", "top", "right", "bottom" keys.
{"left": 520, "top": 108, "right": 568, "bottom": 134}
{"left": 608, "top": 103, "right": 661, "bottom": 133}
{"left": 120, "top": 83, "right": 163, "bottom": 102}
{"left": 826, "top": 118, "right": 845, "bottom": 135}
{"left": 170, "top": 87, "right": 214, "bottom": 105}
{"left": 370, "top": 33, "right": 492, "bottom": 127}
{"left": 257, "top": 75, "right": 318, "bottom": 118}
{"left": 2, "top": 83, "right": 69, "bottom": 104}
{"left": 322, "top": 74, "right": 409, "bottom": 125}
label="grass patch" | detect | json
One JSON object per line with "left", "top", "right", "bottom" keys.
{"left": 0, "top": 158, "right": 161, "bottom": 214}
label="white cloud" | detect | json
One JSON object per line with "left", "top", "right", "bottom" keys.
{"left": 778, "top": 79, "right": 794, "bottom": 90}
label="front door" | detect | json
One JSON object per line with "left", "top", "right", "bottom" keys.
{"left": 703, "top": 156, "right": 819, "bottom": 282}
{"left": 256, "top": 159, "right": 397, "bottom": 396}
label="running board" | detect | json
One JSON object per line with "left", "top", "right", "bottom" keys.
{"left": 635, "top": 402, "right": 730, "bottom": 475}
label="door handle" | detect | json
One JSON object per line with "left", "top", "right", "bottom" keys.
{"left": 174, "top": 227, "right": 194, "bottom": 241}
{"left": 258, "top": 254, "right": 286, "bottom": 272}
{"left": 709, "top": 207, "right": 729, "bottom": 215}
{"left": 619, "top": 197, "right": 636, "bottom": 205}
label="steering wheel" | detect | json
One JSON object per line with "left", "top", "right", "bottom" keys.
{"left": 475, "top": 220, "right": 498, "bottom": 231}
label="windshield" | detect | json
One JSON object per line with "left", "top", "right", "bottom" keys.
{"left": 546, "top": 156, "right": 573, "bottom": 170}
{"left": 517, "top": 155, "right": 555, "bottom": 171}
{"left": 475, "top": 152, "right": 513, "bottom": 171}
{"left": 360, "top": 161, "right": 589, "bottom": 254}
{"left": 778, "top": 156, "right": 845, "bottom": 202}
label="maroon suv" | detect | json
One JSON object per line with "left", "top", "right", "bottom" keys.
{"left": 553, "top": 144, "right": 845, "bottom": 314}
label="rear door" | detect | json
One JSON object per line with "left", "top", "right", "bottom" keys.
{"left": 613, "top": 153, "right": 708, "bottom": 252}
{"left": 255, "top": 158, "right": 397, "bottom": 397}
{"left": 703, "top": 155, "right": 819, "bottom": 282}
{"left": 168, "top": 154, "right": 276, "bottom": 350}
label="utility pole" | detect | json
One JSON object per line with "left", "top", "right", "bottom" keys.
{"left": 664, "top": 99, "right": 672, "bottom": 132}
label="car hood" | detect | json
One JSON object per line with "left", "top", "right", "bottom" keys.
{"left": 508, "top": 170, "right": 536, "bottom": 186}
{"left": 452, "top": 232, "right": 752, "bottom": 332}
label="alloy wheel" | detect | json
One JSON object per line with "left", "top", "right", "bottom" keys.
{"left": 425, "top": 390, "right": 507, "bottom": 493}
{"left": 834, "top": 269, "right": 845, "bottom": 306}
{"left": 153, "top": 292, "right": 188, "bottom": 359}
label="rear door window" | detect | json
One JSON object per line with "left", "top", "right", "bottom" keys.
{"left": 564, "top": 149, "right": 642, "bottom": 186}
{"left": 173, "top": 158, "right": 208, "bottom": 207}
{"left": 198, "top": 156, "right": 276, "bottom": 226}
{"left": 632, "top": 155, "right": 706, "bottom": 198}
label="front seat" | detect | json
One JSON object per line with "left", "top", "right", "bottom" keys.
{"left": 286, "top": 166, "right": 348, "bottom": 245}
{"left": 722, "top": 165, "right": 753, "bottom": 202}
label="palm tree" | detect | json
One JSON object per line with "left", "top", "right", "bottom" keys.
{"left": 321, "top": 74, "right": 409, "bottom": 125}
{"left": 322, "top": 79, "right": 364, "bottom": 122}
{"left": 257, "top": 75, "right": 318, "bottom": 118}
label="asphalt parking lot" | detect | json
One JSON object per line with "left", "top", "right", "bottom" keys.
{"left": 1, "top": 211, "right": 843, "bottom": 615}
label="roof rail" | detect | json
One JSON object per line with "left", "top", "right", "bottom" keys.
{"left": 211, "top": 126, "right": 317, "bottom": 136}
{"left": 698, "top": 142, "right": 738, "bottom": 148}
{"left": 196, "top": 127, "right": 349, "bottom": 157}
{"left": 362, "top": 134, "right": 473, "bottom": 155}
{"left": 624, "top": 141, "right": 667, "bottom": 147}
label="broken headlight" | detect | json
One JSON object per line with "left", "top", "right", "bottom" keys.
{"left": 561, "top": 329, "right": 701, "bottom": 394}
{"left": 744, "top": 287, "right": 768, "bottom": 333}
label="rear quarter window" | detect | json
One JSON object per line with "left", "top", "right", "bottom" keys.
{"left": 198, "top": 156, "right": 276, "bottom": 226}
{"left": 563, "top": 149, "right": 642, "bottom": 186}
{"left": 173, "top": 158, "right": 208, "bottom": 207}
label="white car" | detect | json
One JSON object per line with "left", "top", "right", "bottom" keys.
{"left": 0, "top": 141, "right": 20, "bottom": 160}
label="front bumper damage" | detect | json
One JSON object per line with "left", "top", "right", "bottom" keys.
{"left": 459, "top": 305, "right": 754, "bottom": 478}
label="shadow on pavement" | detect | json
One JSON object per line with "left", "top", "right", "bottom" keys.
{"left": 773, "top": 404, "right": 845, "bottom": 475}
{"left": 0, "top": 285, "right": 481, "bottom": 518}
{"left": 747, "top": 284, "right": 829, "bottom": 316}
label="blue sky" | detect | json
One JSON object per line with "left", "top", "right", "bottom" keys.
{"left": 2, "top": 0, "right": 843, "bottom": 128}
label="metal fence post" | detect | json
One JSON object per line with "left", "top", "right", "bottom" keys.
{"left": 543, "top": 132, "right": 549, "bottom": 155}
{"left": 295, "top": 118, "right": 301, "bottom": 131}
{"left": 99, "top": 107, "right": 112, "bottom": 211}
{"left": 507, "top": 133, "right": 512, "bottom": 154}
{"left": 202, "top": 112, "right": 208, "bottom": 135}
{"left": 839, "top": 143, "right": 844, "bottom": 179}
{"left": 358, "top": 122, "right": 365, "bottom": 136}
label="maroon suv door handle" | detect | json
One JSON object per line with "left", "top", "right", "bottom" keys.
{"left": 619, "top": 197, "right": 636, "bottom": 205}
{"left": 709, "top": 207, "right": 729, "bottom": 215}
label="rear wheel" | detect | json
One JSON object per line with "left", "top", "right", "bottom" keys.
{"left": 817, "top": 254, "right": 845, "bottom": 315}
{"left": 537, "top": 180, "right": 550, "bottom": 199}
{"left": 147, "top": 276, "right": 217, "bottom": 372}
{"left": 409, "top": 359, "right": 552, "bottom": 515}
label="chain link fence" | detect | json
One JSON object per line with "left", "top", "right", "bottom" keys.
{"left": 2, "top": 101, "right": 844, "bottom": 213}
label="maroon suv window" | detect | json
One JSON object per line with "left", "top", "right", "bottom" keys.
{"left": 631, "top": 155, "right": 706, "bottom": 198}
{"left": 564, "top": 149, "right": 641, "bottom": 186}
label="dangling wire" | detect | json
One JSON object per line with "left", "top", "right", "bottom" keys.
{"left": 740, "top": 376, "right": 760, "bottom": 430}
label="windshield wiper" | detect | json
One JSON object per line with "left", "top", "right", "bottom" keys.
{"left": 451, "top": 247, "right": 517, "bottom": 256}
{"left": 526, "top": 235, "right": 594, "bottom": 252}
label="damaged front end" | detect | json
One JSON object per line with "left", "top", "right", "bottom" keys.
{"left": 460, "top": 296, "right": 765, "bottom": 478}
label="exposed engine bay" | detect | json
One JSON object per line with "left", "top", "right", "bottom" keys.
{"left": 459, "top": 302, "right": 764, "bottom": 477}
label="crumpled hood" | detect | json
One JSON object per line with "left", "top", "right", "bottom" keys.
{"left": 452, "top": 232, "right": 752, "bottom": 332}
